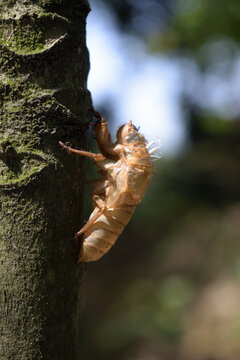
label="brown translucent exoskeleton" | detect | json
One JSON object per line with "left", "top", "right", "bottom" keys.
{"left": 59, "top": 110, "right": 156, "bottom": 262}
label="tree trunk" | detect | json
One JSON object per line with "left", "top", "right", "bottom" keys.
{"left": 0, "top": 0, "right": 91, "bottom": 359}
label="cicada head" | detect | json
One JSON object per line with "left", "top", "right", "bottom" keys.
{"left": 117, "top": 120, "right": 146, "bottom": 146}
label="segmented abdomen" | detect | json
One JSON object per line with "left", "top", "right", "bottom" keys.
{"left": 78, "top": 205, "right": 136, "bottom": 262}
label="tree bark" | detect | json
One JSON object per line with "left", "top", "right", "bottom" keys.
{"left": 0, "top": 0, "right": 91, "bottom": 359}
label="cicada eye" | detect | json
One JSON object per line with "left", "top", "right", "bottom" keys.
{"left": 125, "top": 132, "right": 139, "bottom": 143}
{"left": 125, "top": 132, "right": 145, "bottom": 144}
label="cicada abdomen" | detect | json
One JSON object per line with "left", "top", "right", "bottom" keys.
{"left": 79, "top": 205, "right": 135, "bottom": 262}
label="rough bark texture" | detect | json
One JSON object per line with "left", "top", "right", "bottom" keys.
{"left": 0, "top": 0, "right": 91, "bottom": 359}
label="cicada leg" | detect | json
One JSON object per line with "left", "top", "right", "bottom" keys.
{"left": 75, "top": 195, "right": 106, "bottom": 237}
{"left": 59, "top": 141, "right": 105, "bottom": 162}
{"left": 92, "top": 109, "right": 122, "bottom": 160}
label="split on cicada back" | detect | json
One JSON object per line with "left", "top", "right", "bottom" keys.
{"left": 146, "top": 138, "right": 162, "bottom": 160}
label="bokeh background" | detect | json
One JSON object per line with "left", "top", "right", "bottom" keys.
{"left": 79, "top": 1, "right": 240, "bottom": 359}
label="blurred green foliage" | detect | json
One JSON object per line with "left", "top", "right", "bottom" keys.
{"left": 81, "top": 1, "right": 240, "bottom": 359}
{"left": 162, "top": 0, "right": 240, "bottom": 51}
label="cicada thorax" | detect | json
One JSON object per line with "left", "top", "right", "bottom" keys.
{"left": 123, "top": 143, "right": 154, "bottom": 167}
{"left": 122, "top": 144, "right": 154, "bottom": 201}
